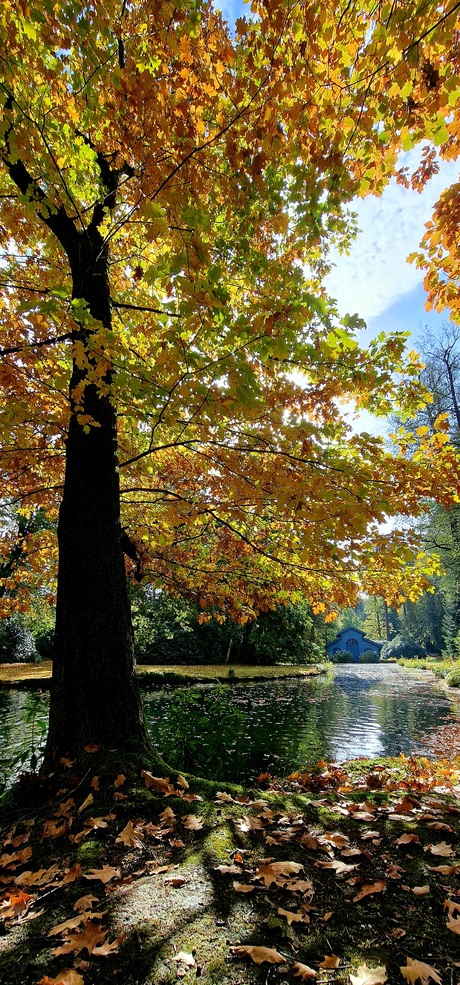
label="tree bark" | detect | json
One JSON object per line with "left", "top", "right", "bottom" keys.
{"left": 43, "top": 225, "right": 150, "bottom": 767}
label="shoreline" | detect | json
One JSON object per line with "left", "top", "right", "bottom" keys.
{"left": 0, "top": 661, "right": 327, "bottom": 689}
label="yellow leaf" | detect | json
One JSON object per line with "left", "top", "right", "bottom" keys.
{"left": 400, "top": 957, "right": 442, "bottom": 983}
{"left": 349, "top": 964, "right": 387, "bottom": 985}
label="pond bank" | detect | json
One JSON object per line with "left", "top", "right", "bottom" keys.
{"left": 0, "top": 661, "right": 326, "bottom": 689}
{"left": 1, "top": 756, "right": 460, "bottom": 985}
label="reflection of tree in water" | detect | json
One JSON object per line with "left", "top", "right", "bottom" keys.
{"left": 1, "top": 668, "right": 457, "bottom": 786}
{"left": 0, "top": 690, "right": 49, "bottom": 787}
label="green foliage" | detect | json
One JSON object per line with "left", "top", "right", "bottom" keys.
{"left": 131, "top": 589, "right": 317, "bottom": 666}
{"left": 328, "top": 648, "right": 353, "bottom": 663}
{"left": 446, "top": 667, "right": 460, "bottom": 687}
{"left": 0, "top": 615, "right": 39, "bottom": 663}
{"left": 157, "top": 686, "right": 245, "bottom": 775}
{"left": 381, "top": 635, "right": 427, "bottom": 660}
{"left": 359, "top": 648, "right": 381, "bottom": 663}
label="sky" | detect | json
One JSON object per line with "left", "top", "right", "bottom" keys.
{"left": 324, "top": 149, "right": 459, "bottom": 344}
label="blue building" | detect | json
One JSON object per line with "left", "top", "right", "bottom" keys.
{"left": 326, "top": 627, "right": 382, "bottom": 661}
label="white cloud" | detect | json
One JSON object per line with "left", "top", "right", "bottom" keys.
{"left": 325, "top": 151, "right": 459, "bottom": 323}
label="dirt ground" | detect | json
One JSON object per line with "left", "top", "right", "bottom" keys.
{"left": 1, "top": 756, "right": 460, "bottom": 985}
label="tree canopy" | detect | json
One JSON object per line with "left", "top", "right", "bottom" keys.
{"left": 1, "top": 0, "right": 460, "bottom": 635}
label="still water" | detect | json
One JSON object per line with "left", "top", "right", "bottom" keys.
{"left": 1, "top": 664, "right": 458, "bottom": 786}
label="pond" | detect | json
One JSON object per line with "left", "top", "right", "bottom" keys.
{"left": 1, "top": 664, "right": 459, "bottom": 787}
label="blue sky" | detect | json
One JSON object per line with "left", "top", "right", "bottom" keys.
{"left": 324, "top": 150, "right": 459, "bottom": 346}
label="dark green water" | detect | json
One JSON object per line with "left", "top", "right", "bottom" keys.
{"left": 0, "top": 664, "right": 457, "bottom": 786}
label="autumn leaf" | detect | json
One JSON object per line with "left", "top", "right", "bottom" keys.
{"left": 83, "top": 865, "right": 120, "bottom": 884}
{"left": 181, "top": 814, "right": 204, "bottom": 831}
{"left": 427, "top": 841, "right": 454, "bottom": 857}
{"left": 177, "top": 775, "right": 189, "bottom": 790}
{"left": 255, "top": 860, "right": 303, "bottom": 887}
{"left": 116, "top": 821, "right": 145, "bottom": 847}
{"left": 400, "top": 957, "right": 442, "bottom": 983}
{"left": 278, "top": 907, "right": 306, "bottom": 924}
{"left": 293, "top": 962, "right": 318, "bottom": 979}
{"left": 78, "top": 794, "right": 94, "bottom": 814}
{"left": 37, "top": 971, "right": 85, "bottom": 985}
{"left": 73, "top": 895, "right": 98, "bottom": 912}
{"left": 231, "top": 945, "right": 285, "bottom": 965}
{"left": 320, "top": 955, "right": 341, "bottom": 968}
{"left": 349, "top": 963, "right": 387, "bottom": 985}
{"left": 353, "top": 880, "right": 386, "bottom": 903}
{"left": 395, "top": 834, "right": 420, "bottom": 847}
{"left": 173, "top": 952, "right": 195, "bottom": 967}
{"left": 233, "top": 882, "right": 255, "bottom": 893}
{"left": 114, "top": 774, "right": 126, "bottom": 788}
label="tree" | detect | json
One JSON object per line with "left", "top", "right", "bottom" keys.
{"left": 1, "top": 0, "right": 459, "bottom": 771}
{"left": 393, "top": 325, "right": 460, "bottom": 654}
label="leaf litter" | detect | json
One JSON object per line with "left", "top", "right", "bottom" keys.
{"left": 0, "top": 756, "right": 460, "bottom": 983}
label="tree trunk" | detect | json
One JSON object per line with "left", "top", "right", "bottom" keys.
{"left": 43, "top": 228, "right": 149, "bottom": 768}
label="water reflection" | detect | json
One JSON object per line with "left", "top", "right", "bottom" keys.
{"left": 0, "top": 665, "right": 457, "bottom": 786}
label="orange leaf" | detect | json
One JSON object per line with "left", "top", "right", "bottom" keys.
{"left": 293, "top": 961, "right": 317, "bottom": 979}
{"left": 231, "top": 945, "right": 285, "bottom": 965}
{"left": 320, "top": 955, "right": 341, "bottom": 968}
{"left": 353, "top": 880, "right": 386, "bottom": 903}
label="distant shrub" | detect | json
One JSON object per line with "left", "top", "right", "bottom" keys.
{"left": 329, "top": 649, "right": 353, "bottom": 663}
{"left": 446, "top": 667, "right": 460, "bottom": 688}
{"left": 0, "top": 616, "right": 40, "bottom": 663}
{"left": 359, "top": 649, "right": 381, "bottom": 663}
{"left": 381, "top": 635, "right": 427, "bottom": 661}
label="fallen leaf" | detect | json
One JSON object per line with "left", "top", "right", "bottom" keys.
{"left": 52, "top": 920, "right": 107, "bottom": 957}
{"left": 78, "top": 794, "right": 94, "bottom": 814}
{"left": 412, "top": 885, "right": 430, "bottom": 895}
{"left": 84, "top": 744, "right": 100, "bottom": 753}
{"left": 159, "top": 807, "right": 176, "bottom": 823}
{"left": 353, "top": 880, "right": 386, "bottom": 903}
{"left": 391, "top": 928, "right": 406, "bottom": 938}
{"left": 427, "top": 863, "right": 460, "bottom": 874}
{"left": 173, "top": 952, "right": 195, "bottom": 967}
{"left": 74, "top": 895, "right": 98, "bottom": 912}
{"left": 182, "top": 814, "right": 203, "bottom": 831}
{"left": 91, "top": 935, "right": 122, "bottom": 956}
{"left": 386, "top": 864, "right": 404, "bottom": 879}
{"left": 170, "top": 838, "right": 186, "bottom": 849}
{"left": 427, "top": 841, "right": 454, "bottom": 857}
{"left": 349, "top": 963, "right": 387, "bottom": 985}
{"left": 114, "top": 774, "right": 126, "bottom": 788}
{"left": 256, "top": 860, "right": 303, "bottom": 887}
{"left": 165, "top": 875, "right": 186, "bottom": 887}
{"left": 447, "top": 914, "right": 460, "bottom": 934}
{"left": 400, "top": 957, "right": 442, "bottom": 983}
{"left": 315, "top": 859, "right": 357, "bottom": 875}
{"left": 83, "top": 865, "right": 120, "bottom": 884}
{"left": 233, "top": 882, "right": 254, "bottom": 893}
{"left": 231, "top": 945, "right": 285, "bottom": 965}
{"left": 116, "top": 821, "right": 145, "bottom": 847}
{"left": 277, "top": 907, "right": 305, "bottom": 924}
{"left": 141, "top": 771, "right": 174, "bottom": 794}
{"left": 395, "top": 834, "right": 420, "bottom": 847}
{"left": 37, "top": 971, "right": 85, "bottom": 985}
{"left": 320, "top": 955, "right": 341, "bottom": 968}
{"left": 177, "top": 775, "right": 189, "bottom": 790}
{"left": 293, "top": 961, "right": 317, "bottom": 979}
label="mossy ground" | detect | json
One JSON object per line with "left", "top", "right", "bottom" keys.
{"left": 1, "top": 756, "right": 460, "bottom": 985}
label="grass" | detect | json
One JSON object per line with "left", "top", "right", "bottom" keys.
{"left": 397, "top": 656, "right": 460, "bottom": 686}
{"left": 0, "top": 661, "right": 327, "bottom": 688}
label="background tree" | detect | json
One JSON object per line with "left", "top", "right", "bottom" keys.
{"left": 392, "top": 325, "right": 460, "bottom": 655}
{"left": 1, "top": 0, "right": 460, "bottom": 770}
